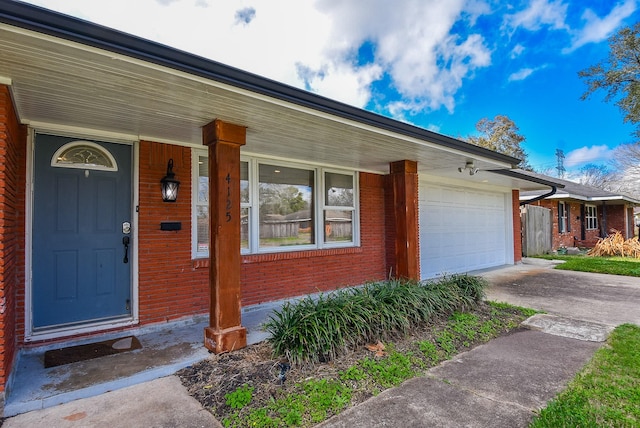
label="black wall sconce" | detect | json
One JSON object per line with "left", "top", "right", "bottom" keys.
{"left": 161, "top": 159, "right": 180, "bottom": 202}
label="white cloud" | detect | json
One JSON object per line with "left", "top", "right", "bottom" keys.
{"left": 510, "top": 44, "right": 525, "bottom": 58}
{"left": 508, "top": 68, "right": 535, "bottom": 82}
{"left": 503, "top": 0, "right": 568, "bottom": 32}
{"left": 563, "top": 0, "right": 637, "bottom": 53}
{"left": 427, "top": 124, "right": 442, "bottom": 133}
{"left": 23, "top": 0, "right": 335, "bottom": 96}
{"left": 565, "top": 145, "right": 613, "bottom": 167}
{"left": 315, "top": 0, "right": 492, "bottom": 114}
{"left": 24, "top": 0, "right": 493, "bottom": 115}
{"left": 508, "top": 64, "right": 548, "bottom": 82}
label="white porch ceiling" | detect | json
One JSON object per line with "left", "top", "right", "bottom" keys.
{"left": 0, "top": 22, "right": 550, "bottom": 191}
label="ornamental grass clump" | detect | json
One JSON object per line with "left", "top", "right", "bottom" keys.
{"left": 587, "top": 230, "right": 640, "bottom": 258}
{"left": 264, "top": 274, "right": 487, "bottom": 365}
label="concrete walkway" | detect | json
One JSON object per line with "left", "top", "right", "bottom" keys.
{"left": 319, "top": 325, "right": 602, "bottom": 428}
{"left": 5, "top": 259, "right": 639, "bottom": 427}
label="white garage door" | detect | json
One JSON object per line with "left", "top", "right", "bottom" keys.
{"left": 419, "top": 181, "right": 511, "bottom": 279}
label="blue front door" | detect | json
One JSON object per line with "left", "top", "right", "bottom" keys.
{"left": 32, "top": 134, "right": 132, "bottom": 330}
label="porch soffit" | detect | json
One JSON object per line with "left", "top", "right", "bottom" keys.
{"left": 0, "top": 20, "right": 548, "bottom": 191}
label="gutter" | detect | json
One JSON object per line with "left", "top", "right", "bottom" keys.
{"left": 0, "top": 1, "right": 520, "bottom": 166}
{"left": 486, "top": 169, "right": 561, "bottom": 206}
{"left": 519, "top": 186, "right": 558, "bottom": 206}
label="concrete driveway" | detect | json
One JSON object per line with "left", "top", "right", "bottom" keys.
{"left": 483, "top": 258, "right": 640, "bottom": 326}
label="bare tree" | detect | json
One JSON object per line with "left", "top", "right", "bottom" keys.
{"left": 579, "top": 163, "right": 615, "bottom": 189}
{"left": 609, "top": 142, "right": 640, "bottom": 198}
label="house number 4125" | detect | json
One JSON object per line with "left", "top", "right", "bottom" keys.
{"left": 225, "top": 173, "right": 232, "bottom": 222}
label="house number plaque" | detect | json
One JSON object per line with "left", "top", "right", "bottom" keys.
{"left": 225, "top": 173, "right": 232, "bottom": 222}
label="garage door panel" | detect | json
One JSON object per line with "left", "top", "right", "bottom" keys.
{"left": 420, "top": 181, "right": 509, "bottom": 279}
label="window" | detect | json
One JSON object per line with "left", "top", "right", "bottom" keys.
{"left": 193, "top": 152, "right": 359, "bottom": 257}
{"left": 51, "top": 141, "right": 117, "bottom": 171}
{"left": 259, "top": 163, "right": 315, "bottom": 248}
{"left": 585, "top": 205, "right": 598, "bottom": 230}
{"left": 558, "top": 202, "right": 570, "bottom": 233}
{"left": 324, "top": 171, "right": 355, "bottom": 243}
{"left": 240, "top": 161, "right": 250, "bottom": 251}
{"left": 194, "top": 154, "right": 209, "bottom": 257}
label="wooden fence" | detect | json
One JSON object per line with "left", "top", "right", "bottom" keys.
{"left": 521, "top": 204, "right": 551, "bottom": 256}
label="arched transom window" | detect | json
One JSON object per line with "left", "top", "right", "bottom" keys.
{"left": 51, "top": 141, "right": 118, "bottom": 171}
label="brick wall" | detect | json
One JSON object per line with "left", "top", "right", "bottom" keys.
{"left": 137, "top": 141, "right": 209, "bottom": 324}
{"left": 601, "top": 204, "right": 627, "bottom": 237}
{"left": 531, "top": 199, "right": 631, "bottom": 249}
{"left": 384, "top": 175, "right": 396, "bottom": 277}
{"left": 0, "top": 85, "right": 26, "bottom": 393}
{"left": 512, "top": 190, "right": 522, "bottom": 262}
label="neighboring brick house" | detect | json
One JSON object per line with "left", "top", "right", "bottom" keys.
{"left": 0, "top": 2, "right": 558, "bottom": 412}
{"left": 521, "top": 173, "right": 639, "bottom": 250}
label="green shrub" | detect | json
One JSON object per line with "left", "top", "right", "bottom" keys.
{"left": 264, "top": 274, "right": 488, "bottom": 365}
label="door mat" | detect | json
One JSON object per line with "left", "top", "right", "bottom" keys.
{"left": 44, "top": 336, "right": 142, "bottom": 368}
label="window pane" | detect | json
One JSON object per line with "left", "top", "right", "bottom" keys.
{"left": 586, "top": 206, "right": 597, "bottom": 230}
{"left": 56, "top": 145, "right": 114, "bottom": 168}
{"left": 325, "top": 172, "right": 353, "bottom": 207}
{"left": 241, "top": 207, "right": 249, "bottom": 250}
{"left": 259, "top": 164, "right": 314, "bottom": 247}
{"left": 240, "top": 161, "right": 249, "bottom": 204}
{"left": 324, "top": 210, "right": 353, "bottom": 243}
{"left": 198, "top": 155, "right": 208, "bottom": 204}
{"left": 197, "top": 205, "right": 209, "bottom": 253}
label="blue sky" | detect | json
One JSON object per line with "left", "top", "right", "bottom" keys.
{"left": 23, "top": 0, "right": 640, "bottom": 175}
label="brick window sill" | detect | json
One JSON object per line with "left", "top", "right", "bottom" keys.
{"left": 192, "top": 247, "right": 363, "bottom": 269}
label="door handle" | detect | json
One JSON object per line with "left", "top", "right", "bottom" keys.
{"left": 122, "top": 236, "right": 130, "bottom": 264}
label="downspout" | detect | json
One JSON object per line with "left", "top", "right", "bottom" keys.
{"left": 519, "top": 186, "right": 557, "bottom": 206}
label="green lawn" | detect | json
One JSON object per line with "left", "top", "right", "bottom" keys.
{"left": 534, "top": 254, "right": 640, "bottom": 277}
{"left": 530, "top": 324, "right": 640, "bottom": 427}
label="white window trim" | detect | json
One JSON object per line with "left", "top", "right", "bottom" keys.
{"left": 192, "top": 150, "right": 209, "bottom": 259}
{"left": 320, "top": 168, "right": 360, "bottom": 249}
{"left": 585, "top": 205, "right": 598, "bottom": 230}
{"left": 240, "top": 156, "right": 252, "bottom": 255}
{"left": 192, "top": 150, "right": 360, "bottom": 258}
{"left": 559, "top": 201, "right": 568, "bottom": 233}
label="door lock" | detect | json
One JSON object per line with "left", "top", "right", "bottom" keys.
{"left": 122, "top": 221, "right": 131, "bottom": 234}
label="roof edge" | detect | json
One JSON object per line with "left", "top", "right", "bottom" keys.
{"left": 0, "top": 1, "right": 520, "bottom": 166}
{"left": 489, "top": 169, "right": 565, "bottom": 189}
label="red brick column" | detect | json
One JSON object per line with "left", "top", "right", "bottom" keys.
{"left": 512, "top": 189, "right": 522, "bottom": 263}
{"left": 202, "top": 119, "right": 247, "bottom": 353}
{"left": 0, "top": 85, "right": 26, "bottom": 396}
{"left": 388, "top": 160, "right": 419, "bottom": 279}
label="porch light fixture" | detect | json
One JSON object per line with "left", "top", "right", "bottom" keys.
{"left": 458, "top": 161, "right": 479, "bottom": 176}
{"left": 161, "top": 159, "right": 180, "bottom": 202}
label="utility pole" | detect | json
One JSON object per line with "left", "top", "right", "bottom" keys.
{"left": 555, "top": 149, "right": 565, "bottom": 178}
